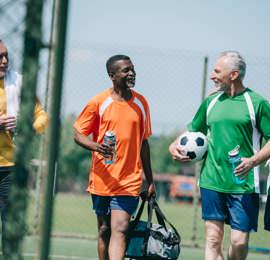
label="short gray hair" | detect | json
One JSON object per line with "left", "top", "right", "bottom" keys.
{"left": 219, "top": 51, "right": 246, "bottom": 80}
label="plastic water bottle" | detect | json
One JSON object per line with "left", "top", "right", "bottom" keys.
{"left": 104, "top": 131, "right": 116, "bottom": 164}
{"left": 228, "top": 145, "right": 245, "bottom": 184}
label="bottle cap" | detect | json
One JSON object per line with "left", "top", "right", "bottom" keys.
{"left": 105, "top": 130, "right": 115, "bottom": 137}
{"left": 228, "top": 145, "right": 240, "bottom": 156}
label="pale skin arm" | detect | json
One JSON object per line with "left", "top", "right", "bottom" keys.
{"left": 73, "top": 130, "right": 113, "bottom": 158}
{"left": 235, "top": 141, "right": 270, "bottom": 178}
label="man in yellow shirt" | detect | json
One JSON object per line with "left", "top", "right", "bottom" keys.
{"left": 0, "top": 40, "right": 48, "bottom": 255}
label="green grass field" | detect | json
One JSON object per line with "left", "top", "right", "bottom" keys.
{"left": 19, "top": 193, "right": 270, "bottom": 259}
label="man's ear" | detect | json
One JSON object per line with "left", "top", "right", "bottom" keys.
{"left": 109, "top": 72, "right": 114, "bottom": 80}
{"left": 231, "top": 70, "right": 240, "bottom": 81}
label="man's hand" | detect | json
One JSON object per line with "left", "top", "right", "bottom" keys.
{"left": 95, "top": 142, "right": 114, "bottom": 158}
{"left": 0, "top": 115, "right": 16, "bottom": 131}
{"left": 147, "top": 182, "right": 156, "bottom": 198}
{"left": 234, "top": 157, "right": 256, "bottom": 179}
{"left": 169, "top": 141, "right": 191, "bottom": 162}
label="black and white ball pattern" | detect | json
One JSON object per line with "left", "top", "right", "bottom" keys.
{"left": 177, "top": 131, "right": 208, "bottom": 162}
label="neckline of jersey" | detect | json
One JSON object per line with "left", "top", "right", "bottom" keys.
{"left": 109, "top": 89, "right": 135, "bottom": 105}
{"left": 223, "top": 87, "right": 249, "bottom": 98}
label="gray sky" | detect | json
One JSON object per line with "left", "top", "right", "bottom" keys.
{"left": 61, "top": 0, "right": 270, "bottom": 134}
{"left": 68, "top": 0, "right": 269, "bottom": 56}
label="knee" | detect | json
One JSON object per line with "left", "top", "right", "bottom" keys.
{"left": 112, "top": 219, "right": 129, "bottom": 234}
{"left": 98, "top": 224, "right": 110, "bottom": 239}
{"left": 206, "top": 234, "right": 223, "bottom": 250}
{"left": 230, "top": 235, "right": 248, "bottom": 249}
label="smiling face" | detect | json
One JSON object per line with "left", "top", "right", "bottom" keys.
{"left": 110, "top": 59, "right": 136, "bottom": 89}
{"left": 210, "top": 56, "right": 240, "bottom": 92}
{"left": 210, "top": 56, "right": 232, "bottom": 92}
{"left": 0, "top": 42, "right": 9, "bottom": 79}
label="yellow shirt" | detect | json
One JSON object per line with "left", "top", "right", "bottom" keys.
{"left": 0, "top": 79, "right": 48, "bottom": 167}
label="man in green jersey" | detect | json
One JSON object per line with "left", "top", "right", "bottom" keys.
{"left": 169, "top": 51, "right": 270, "bottom": 260}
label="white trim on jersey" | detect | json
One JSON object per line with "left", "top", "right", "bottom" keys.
{"left": 133, "top": 97, "right": 146, "bottom": 123}
{"left": 133, "top": 97, "right": 146, "bottom": 147}
{"left": 99, "top": 96, "right": 113, "bottom": 117}
{"left": 244, "top": 92, "right": 261, "bottom": 193}
{"left": 206, "top": 92, "right": 223, "bottom": 125}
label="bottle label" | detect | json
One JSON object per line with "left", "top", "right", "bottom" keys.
{"left": 104, "top": 131, "right": 116, "bottom": 164}
{"left": 228, "top": 145, "right": 245, "bottom": 184}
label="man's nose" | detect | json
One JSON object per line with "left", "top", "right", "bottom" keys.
{"left": 128, "top": 69, "right": 135, "bottom": 76}
{"left": 1, "top": 56, "right": 8, "bottom": 64}
{"left": 210, "top": 72, "right": 215, "bottom": 80}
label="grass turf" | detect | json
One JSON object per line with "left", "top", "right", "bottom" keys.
{"left": 21, "top": 192, "right": 270, "bottom": 259}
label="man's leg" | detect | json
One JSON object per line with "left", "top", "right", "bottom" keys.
{"left": 264, "top": 195, "right": 270, "bottom": 231}
{"left": 226, "top": 193, "right": 259, "bottom": 260}
{"left": 108, "top": 196, "right": 139, "bottom": 260}
{"left": 91, "top": 194, "right": 111, "bottom": 260}
{"left": 96, "top": 215, "right": 111, "bottom": 260}
{"left": 109, "top": 209, "right": 130, "bottom": 260}
{"left": 200, "top": 188, "right": 228, "bottom": 260}
{"left": 228, "top": 229, "right": 249, "bottom": 260}
{"left": 205, "top": 220, "right": 225, "bottom": 260}
{"left": 0, "top": 172, "right": 12, "bottom": 257}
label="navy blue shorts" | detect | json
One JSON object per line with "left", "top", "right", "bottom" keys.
{"left": 200, "top": 187, "right": 259, "bottom": 232}
{"left": 91, "top": 194, "right": 139, "bottom": 216}
{"left": 264, "top": 195, "right": 270, "bottom": 231}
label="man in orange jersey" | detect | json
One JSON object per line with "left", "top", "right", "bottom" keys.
{"left": 0, "top": 40, "right": 48, "bottom": 255}
{"left": 74, "top": 54, "right": 155, "bottom": 260}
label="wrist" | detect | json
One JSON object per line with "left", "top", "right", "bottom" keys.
{"left": 250, "top": 156, "right": 258, "bottom": 167}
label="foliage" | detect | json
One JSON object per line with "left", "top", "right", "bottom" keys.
{"left": 149, "top": 134, "right": 182, "bottom": 174}
{"left": 57, "top": 115, "right": 91, "bottom": 188}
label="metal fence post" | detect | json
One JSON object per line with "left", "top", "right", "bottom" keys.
{"left": 4, "top": 0, "right": 44, "bottom": 259}
{"left": 191, "top": 56, "right": 208, "bottom": 247}
{"left": 39, "top": 0, "right": 69, "bottom": 259}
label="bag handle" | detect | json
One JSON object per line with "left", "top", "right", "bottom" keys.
{"left": 147, "top": 197, "right": 166, "bottom": 228}
{"left": 151, "top": 198, "right": 181, "bottom": 241}
{"left": 128, "top": 191, "right": 148, "bottom": 229}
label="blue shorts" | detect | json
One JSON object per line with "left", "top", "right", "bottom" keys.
{"left": 200, "top": 187, "right": 259, "bottom": 232}
{"left": 264, "top": 195, "right": 270, "bottom": 231}
{"left": 91, "top": 195, "right": 139, "bottom": 216}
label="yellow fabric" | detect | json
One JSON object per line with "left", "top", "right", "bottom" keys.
{"left": 0, "top": 79, "right": 13, "bottom": 166}
{"left": 0, "top": 82, "right": 48, "bottom": 167}
{"left": 0, "top": 79, "right": 6, "bottom": 115}
{"left": 33, "top": 99, "right": 48, "bottom": 134}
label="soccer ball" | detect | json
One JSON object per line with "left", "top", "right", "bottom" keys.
{"left": 177, "top": 131, "right": 208, "bottom": 162}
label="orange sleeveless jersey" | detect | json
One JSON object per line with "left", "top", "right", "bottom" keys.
{"left": 73, "top": 88, "right": 152, "bottom": 196}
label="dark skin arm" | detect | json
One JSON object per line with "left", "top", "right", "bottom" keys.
{"left": 74, "top": 130, "right": 113, "bottom": 158}
{"left": 140, "top": 139, "right": 156, "bottom": 197}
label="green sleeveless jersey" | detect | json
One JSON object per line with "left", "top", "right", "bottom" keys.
{"left": 187, "top": 88, "right": 270, "bottom": 194}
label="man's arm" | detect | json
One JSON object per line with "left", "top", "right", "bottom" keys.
{"left": 73, "top": 130, "right": 112, "bottom": 158}
{"left": 235, "top": 141, "right": 270, "bottom": 177}
{"left": 140, "top": 139, "right": 156, "bottom": 197}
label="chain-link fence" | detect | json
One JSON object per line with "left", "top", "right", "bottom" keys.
{"left": 1, "top": 1, "right": 270, "bottom": 259}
